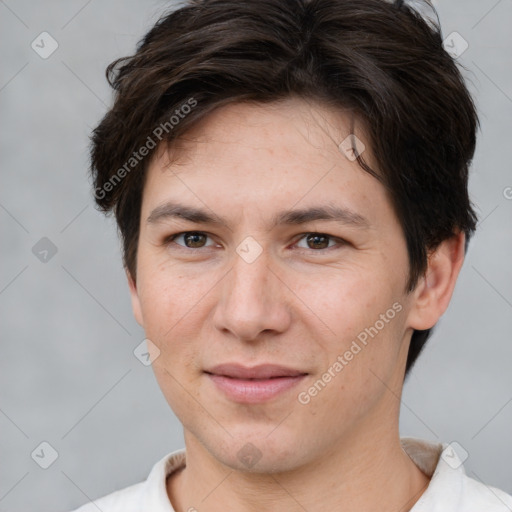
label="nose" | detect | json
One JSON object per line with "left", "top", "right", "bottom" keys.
{"left": 212, "top": 244, "right": 292, "bottom": 342}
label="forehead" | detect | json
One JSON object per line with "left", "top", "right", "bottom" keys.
{"left": 161, "top": 98, "right": 370, "bottom": 170}
{"left": 141, "top": 98, "right": 393, "bottom": 231}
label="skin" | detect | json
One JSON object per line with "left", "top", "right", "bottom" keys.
{"left": 127, "top": 97, "right": 466, "bottom": 512}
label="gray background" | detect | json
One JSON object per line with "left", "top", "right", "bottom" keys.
{"left": 1, "top": 1, "right": 511, "bottom": 511}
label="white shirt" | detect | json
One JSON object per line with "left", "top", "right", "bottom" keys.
{"left": 70, "top": 437, "right": 512, "bottom": 511}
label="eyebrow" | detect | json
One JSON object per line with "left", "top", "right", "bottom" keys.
{"left": 146, "top": 201, "right": 369, "bottom": 229}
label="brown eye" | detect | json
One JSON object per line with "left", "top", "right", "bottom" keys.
{"left": 294, "top": 232, "right": 346, "bottom": 252}
{"left": 183, "top": 232, "right": 207, "bottom": 248}
{"left": 168, "top": 231, "right": 214, "bottom": 249}
{"left": 305, "top": 234, "right": 330, "bottom": 249}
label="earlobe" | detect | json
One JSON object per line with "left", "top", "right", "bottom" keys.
{"left": 407, "top": 232, "right": 466, "bottom": 331}
{"left": 126, "top": 268, "right": 144, "bottom": 327}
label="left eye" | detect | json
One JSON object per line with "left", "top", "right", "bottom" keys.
{"left": 294, "top": 233, "right": 341, "bottom": 250}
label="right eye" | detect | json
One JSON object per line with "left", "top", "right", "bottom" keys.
{"left": 164, "top": 231, "right": 217, "bottom": 250}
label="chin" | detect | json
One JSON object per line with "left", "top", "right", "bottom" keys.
{"left": 205, "top": 430, "right": 308, "bottom": 474}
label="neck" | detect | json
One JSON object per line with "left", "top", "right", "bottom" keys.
{"left": 167, "top": 407, "right": 431, "bottom": 512}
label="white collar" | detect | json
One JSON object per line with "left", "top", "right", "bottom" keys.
{"left": 139, "top": 437, "right": 512, "bottom": 511}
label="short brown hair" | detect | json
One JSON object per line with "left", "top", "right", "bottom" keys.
{"left": 90, "top": 0, "right": 478, "bottom": 377}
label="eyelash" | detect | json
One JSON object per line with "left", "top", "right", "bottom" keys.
{"left": 163, "top": 231, "right": 347, "bottom": 253}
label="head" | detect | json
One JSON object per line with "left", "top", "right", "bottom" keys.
{"left": 90, "top": 0, "right": 478, "bottom": 472}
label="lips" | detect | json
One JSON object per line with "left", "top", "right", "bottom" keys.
{"left": 205, "top": 363, "right": 307, "bottom": 380}
{"left": 204, "top": 363, "right": 308, "bottom": 403}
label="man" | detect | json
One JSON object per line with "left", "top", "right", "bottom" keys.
{"left": 73, "top": 0, "right": 512, "bottom": 510}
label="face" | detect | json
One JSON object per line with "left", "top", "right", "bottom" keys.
{"left": 129, "top": 97, "right": 421, "bottom": 473}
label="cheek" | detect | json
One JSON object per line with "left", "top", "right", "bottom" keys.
{"left": 294, "top": 268, "right": 407, "bottom": 395}
{"left": 135, "top": 271, "right": 193, "bottom": 371}
{"left": 296, "top": 304, "right": 406, "bottom": 438}
{"left": 138, "top": 267, "right": 205, "bottom": 411}
{"left": 293, "top": 265, "right": 399, "bottom": 346}
{"left": 137, "top": 261, "right": 206, "bottom": 330}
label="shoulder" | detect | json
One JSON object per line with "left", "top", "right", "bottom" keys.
{"left": 67, "top": 481, "right": 144, "bottom": 512}
{"left": 458, "top": 473, "right": 512, "bottom": 510}
{"left": 401, "top": 437, "right": 512, "bottom": 511}
{"left": 65, "top": 448, "right": 185, "bottom": 512}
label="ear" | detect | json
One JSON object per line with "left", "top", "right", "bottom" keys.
{"left": 126, "top": 267, "right": 144, "bottom": 327}
{"left": 407, "top": 232, "right": 466, "bottom": 331}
